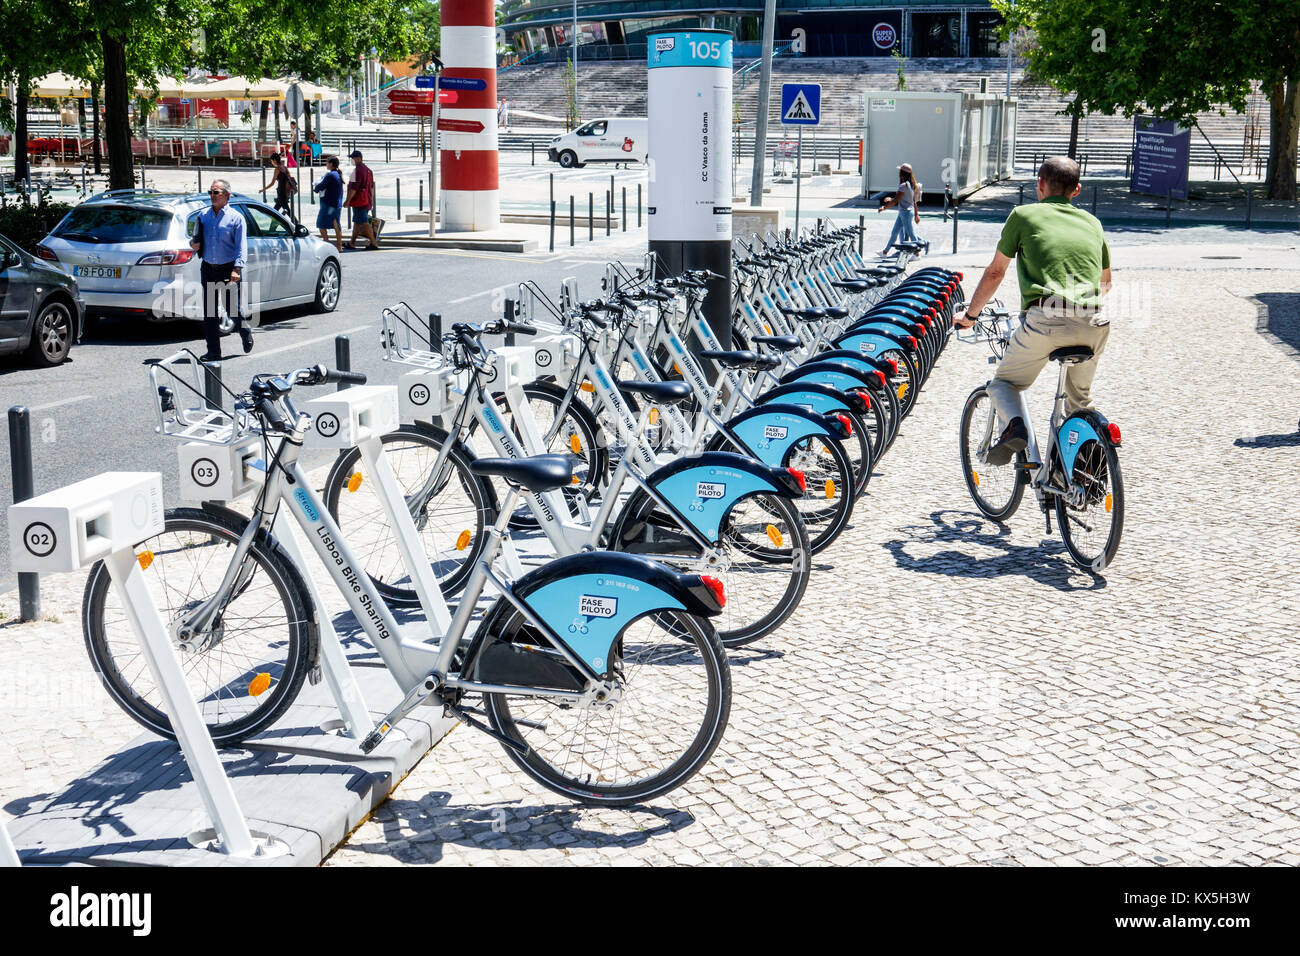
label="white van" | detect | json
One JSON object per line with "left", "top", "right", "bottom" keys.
{"left": 548, "top": 118, "right": 648, "bottom": 168}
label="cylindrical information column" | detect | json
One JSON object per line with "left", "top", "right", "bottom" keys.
{"left": 647, "top": 30, "right": 733, "bottom": 348}
{"left": 441, "top": 0, "right": 500, "bottom": 231}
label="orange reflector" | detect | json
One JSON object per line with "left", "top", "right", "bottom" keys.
{"left": 764, "top": 324, "right": 772, "bottom": 334}
{"left": 897, "top": 383, "right": 909, "bottom": 400}
{"left": 766, "top": 524, "right": 784, "bottom": 547}
{"left": 824, "top": 479, "right": 836, "bottom": 499}
{"left": 248, "top": 673, "right": 272, "bottom": 697}
{"left": 569, "top": 433, "right": 583, "bottom": 454}
{"left": 649, "top": 408, "right": 659, "bottom": 425}
{"left": 137, "top": 550, "right": 154, "bottom": 570}
{"left": 455, "top": 529, "right": 472, "bottom": 551}
{"left": 1104, "top": 494, "right": 1113, "bottom": 513}
{"left": 580, "top": 381, "right": 595, "bottom": 393}
{"left": 672, "top": 362, "right": 681, "bottom": 374}
{"left": 347, "top": 472, "right": 363, "bottom": 493}
{"left": 972, "top": 471, "right": 980, "bottom": 487}
{"left": 571, "top": 475, "right": 581, "bottom": 485}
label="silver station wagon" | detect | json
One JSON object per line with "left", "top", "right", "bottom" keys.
{"left": 36, "top": 190, "right": 342, "bottom": 323}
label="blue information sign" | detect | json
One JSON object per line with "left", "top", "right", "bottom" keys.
{"left": 780, "top": 83, "right": 821, "bottom": 126}
{"left": 424, "top": 75, "right": 487, "bottom": 91}
{"left": 1131, "top": 117, "right": 1190, "bottom": 200}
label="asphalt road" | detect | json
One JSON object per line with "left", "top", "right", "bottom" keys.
{"left": 0, "top": 239, "right": 637, "bottom": 592}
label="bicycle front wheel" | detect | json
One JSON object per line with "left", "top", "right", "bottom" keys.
{"left": 81, "top": 507, "right": 316, "bottom": 746}
{"left": 1056, "top": 439, "right": 1124, "bottom": 570}
{"left": 959, "top": 385, "right": 1025, "bottom": 521}
{"left": 484, "top": 607, "right": 730, "bottom": 806}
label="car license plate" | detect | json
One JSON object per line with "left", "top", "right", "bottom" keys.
{"left": 73, "top": 265, "right": 121, "bottom": 279}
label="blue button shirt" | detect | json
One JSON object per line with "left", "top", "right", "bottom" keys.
{"left": 197, "top": 203, "right": 247, "bottom": 268}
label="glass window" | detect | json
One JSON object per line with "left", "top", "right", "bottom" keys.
{"left": 53, "top": 205, "right": 172, "bottom": 243}
{"left": 241, "top": 204, "right": 292, "bottom": 238}
{"left": 577, "top": 120, "right": 608, "bottom": 137}
{"left": 969, "top": 13, "right": 1005, "bottom": 58}
{"left": 912, "top": 13, "right": 962, "bottom": 58}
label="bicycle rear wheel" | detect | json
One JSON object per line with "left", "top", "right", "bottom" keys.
{"left": 1056, "top": 440, "right": 1124, "bottom": 570}
{"left": 484, "top": 606, "right": 730, "bottom": 806}
{"left": 81, "top": 507, "right": 316, "bottom": 746}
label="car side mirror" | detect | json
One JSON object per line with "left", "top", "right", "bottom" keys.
{"left": 295, "top": 224, "right": 309, "bottom": 238}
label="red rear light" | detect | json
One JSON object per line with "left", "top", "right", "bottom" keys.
{"left": 875, "top": 369, "right": 887, "bottom": 387}
{"left": 700, "top": 574, "right": 726, "bottom": 609}
{"left": 956, "top": 271, "right": 964, "bottom": 281}
{"left": 786, "top": 467, "right": 807, "bottom": 492}
{"left": 906, "top": 335, "right": 918, "bottom": 350}
{"left": 886, "top": 358, "right": 899, "bottom": 374}
{"left": 854, "top": 389, "right": 871, "bottom": 409}
{"left": 136, "top": 249, "right": 195, "bottom": 266}
{"left": 835, "top": 413, "right": 853, "bottom": 436}
{"left": 35, "top": 244, "right": 59, "bottom": 261}
{"left": 913, "top": 323, "right": 926, "bottom": 336}
{"left": 1106, "top": 422, "right": 1122, "bottom": 445}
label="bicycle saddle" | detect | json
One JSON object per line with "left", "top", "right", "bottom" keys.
{"left": 831, "top": 280, "right": 872, "bottom": 294}
{"left": 617, "top": 379, "right": 694, "bottom": 405}
{"left": 469, "top": 455, "right": 575, "bottom": 493}
{"left": 1050, "top": 346, "right": 1095, "bottom": 364}
{"left": 698, "top": 349, "right": 760, "bottom": 370}
{"left": 751, "top": 334, "right": 801, "bottom": 353}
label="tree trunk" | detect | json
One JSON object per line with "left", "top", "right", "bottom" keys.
{"left": 1265, "top": 77, "right": 1298, "bottom": 201}
{"left": 91, "top": 81, "right": 102, "bottom": 175}
{"left": 101, "top": 31, "right": 133, "bottom": 189}
{"left": 257, "top": 99, "right": 268, "bottom": 142}
{"left": 273, "top": 101, "right": 282, "bottom": 144}
{"left": 303, "top": 99, "right": 313, "bottom": 141}
{"left": 15, "top": 73, "right": 29, "bottom": 184}
{"left": 77, "top": 96, "right": 87, "bottom": 137}
{"left": 1067, "top": 110, "right": 1080, "bottom": 159}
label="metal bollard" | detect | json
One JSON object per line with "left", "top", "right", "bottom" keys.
{"left": 951, "top": 203, "right": 959, "bottom": 255}
{"left": 531, "top": 142, "right": 535, "bottom": 166}
{"left": 549, "top": 200, "right": 556, "bottom": 252}
{"left": 8, "top": 406, "right": 39, "bottom": 622}
{"left": 419, "top": 179, "right": 424, "bottom": 212}
{"left": 1091, "top": 185, "right": 1097, "bottom": 216}
{"left": 428, "top": 312, "right": 442, "bottom": 349}
{"left": 504, "top": 299, "right": 517, "bottom": 346}
{"left": 589, "top": 193, "right": 594, "bottom": 242}
{"left": 1018, "top": 183, "right": 1025, "bottom": 206}
{"left": 396, "top": 179, "right": 401, "bottom": 219}
{"left": 606, "top": 191, "right": 611, "bottom": 236}
{"left": 622, "top": 186, "right": 627, "bottom": 231}
{"left": 203, "top": 361, "right": 223, "bottom": 411}
{"left": 197, "top": 166, "right": 202, "bottom": 193}
{"left": 570, "top": 195, "right": 575, "bottom": 246}
{"left": 859, "top": 214, "right": 864, "bottom": 255}
{"left": 638, "top": 183, "right": 642, "bottom": 227}
{"left": 335, "top": 335, "right": 352, "bottom": 390}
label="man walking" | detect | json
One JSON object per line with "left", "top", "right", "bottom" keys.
{"left": 954, "top": 156, "right": 1112, "bottom": 464}
{"left": 190, "top": 178, "right": 252, "bottom": 362}
{"left": 343, "top": 149, "right": 379, "bottom": 250}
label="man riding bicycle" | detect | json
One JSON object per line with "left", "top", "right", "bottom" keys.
{"left": 954, "top": 156, "right": 1113, "bottom": 465}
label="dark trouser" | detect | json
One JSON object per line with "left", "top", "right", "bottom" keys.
{"left": 274, "top": 193, "right": 296, "bottom": 222}
{"left": 201, "top": 261, "right": 242, "bottom": 355}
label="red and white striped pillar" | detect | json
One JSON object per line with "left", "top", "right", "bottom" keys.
{"left": 440, "top": 0, "right": 499, "bottom": 231}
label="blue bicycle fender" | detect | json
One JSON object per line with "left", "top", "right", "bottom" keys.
{"left": 1058, "top": 415, "right": 1102, "bottom": 478}
{"left": 514, "top": 551, "right": 722, "bottom": 677}
{"left": 756, "top": 381, "right": 856, "bottom": 416}
{"left": 781, "top": 363, "right": 880, "bottom": 396}
{"left": 836, "top": 331, "right": 908, "bottom": 359}
{"left": 650, "top": 450, "right": 801, "bottom": 543}
{"left": 725, "top": 404, "right": 842, "bottom": 467}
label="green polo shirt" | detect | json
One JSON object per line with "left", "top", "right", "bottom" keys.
{"left": 996, "top": 195, "right": 1110, "bottom": 310}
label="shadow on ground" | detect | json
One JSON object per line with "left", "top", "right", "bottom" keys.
{"left": 884, "top": 509, "right": 1107, "bottom": 592}
{"left": 1254, "top": 292, "right": 1300, "bottom": 360}
{"left": 339, "top": 790, "right": 694, "bottom": 863}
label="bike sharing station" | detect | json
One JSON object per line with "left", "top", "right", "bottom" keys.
{"left": 4, "top": 359, "right": 464, "bottom": 866}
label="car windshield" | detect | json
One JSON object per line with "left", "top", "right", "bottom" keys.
{"left": 53, "top": 205, "right": 173, "bottom": 243}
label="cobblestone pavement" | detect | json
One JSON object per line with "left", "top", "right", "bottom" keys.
{"left": 4, "top": 238, "right": 1298, "bottom": 866}
{"left": 327, "top": 242, "right": 1300, "bottom": 866}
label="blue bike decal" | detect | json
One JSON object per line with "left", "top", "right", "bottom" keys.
{"left": 654, "top": 461, "right": 783, "bottom": 541}
{"left": 292, "top": 487, "right": 319, "bottom": 521}
{"left": 1058, "top": 416, "right": 1101, "bottom": 478}
{"left": 758, "top": 388, "right": 849, "bottom": 416}
{"left": 523, "top": 572, "right": 686, "bottom": 674}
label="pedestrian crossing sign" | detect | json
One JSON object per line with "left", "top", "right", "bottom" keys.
{"left": 781, "top": 83, "right": 821, "bottom": 126}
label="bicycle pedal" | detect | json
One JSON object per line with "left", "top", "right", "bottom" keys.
{"left": 1017, "top": 461, "right": 1040, "bottom": 471}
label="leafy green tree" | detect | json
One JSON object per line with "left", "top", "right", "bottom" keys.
{"left": 997, "top": 0, "right": 1300, "bottom": 199}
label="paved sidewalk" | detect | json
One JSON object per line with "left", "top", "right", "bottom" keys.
{"left": 326, "top": 242, "right": 1300, "bottom": 866}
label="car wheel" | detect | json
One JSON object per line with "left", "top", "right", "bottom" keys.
{"left": 558, "top": 150, "right": 578, "bottom": 169}
{"left": 314, "top": 259, "right": 341, "bottom": 313}
{"left": 27, "top": 299, "right": 74, "bottom": 367}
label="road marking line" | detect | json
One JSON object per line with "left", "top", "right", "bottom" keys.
{"left": 29, "top": 394, "right": 92, "bottom": 412}
{"left": 448, "top": 288, "right": 498, "bottom": 305}
{"left": 249, "top": 325, "right": 370, "bottom": 361}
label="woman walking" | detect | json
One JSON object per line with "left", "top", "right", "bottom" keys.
{"left": 314, "top": 155, "right": 344, "bottom": 251}
{"left": 262, "top": 152, "right": 297, "bottom": 223}
{"left": 878, "top": 162, "right": 921, "bottom": 254}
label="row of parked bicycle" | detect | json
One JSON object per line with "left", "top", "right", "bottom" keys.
{"left": 78, "top": 230, "right": 963, "bottom": 806}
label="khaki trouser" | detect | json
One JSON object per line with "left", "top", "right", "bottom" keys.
{"left": 986, "top": 303, "right": 1110, "bottom": 427}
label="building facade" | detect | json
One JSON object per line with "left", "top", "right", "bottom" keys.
{"left": 500, "top": 2, "right": 1006, "bottom": 60}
